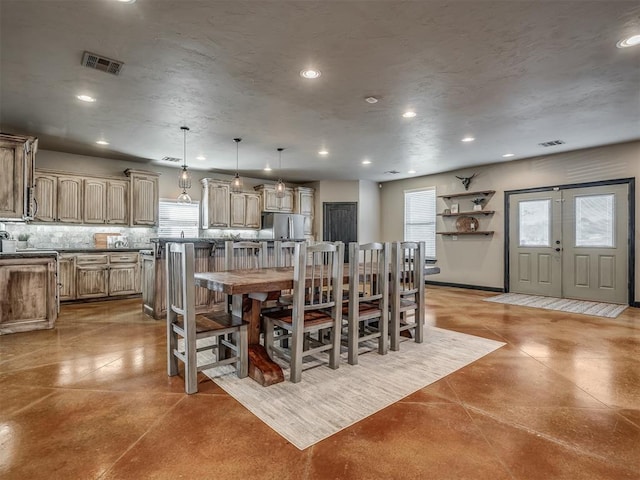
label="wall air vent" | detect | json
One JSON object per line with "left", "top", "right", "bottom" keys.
{"left": 384, "top": 170, "right": 400, "bottom": 174}
{"left": 161, "top": 156, "right": 182, "bottom": 163}
{"left": 538, "top": 139, "right": 565, "bottom": 147}
{"left": 81, "top": 51, "right": 124, "bottom": 75}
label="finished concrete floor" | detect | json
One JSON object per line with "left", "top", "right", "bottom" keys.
{"left": 0, "top": 287, "right": 638, "bottom": 479}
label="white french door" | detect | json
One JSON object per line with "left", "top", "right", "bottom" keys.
{"left": 508, "top": 183, "right": 629, "bottom": 304}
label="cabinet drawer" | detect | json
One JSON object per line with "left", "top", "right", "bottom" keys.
{"left": 109, "top": 252, "right": 139, "bottom": 264}
{"left": 76, "top": 254, "right": 109, "bottom": 265}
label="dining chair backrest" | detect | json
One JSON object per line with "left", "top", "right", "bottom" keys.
{"left": 225, "top": 241, "right": 267, "bottom": 270}
{"left": 167, "top": 242, "right": 194, "bottom": 323}
{"left": 349, "top": 242, "right": 389, "bottom": 304}
{"left": 292, "top": 241, "right": 345, "bottom": 316}
{"left": 391, "top": 241, "right": 425, "bottom": 297}
{"left": 274, "top": 240, "right": 298, "bottom": 268}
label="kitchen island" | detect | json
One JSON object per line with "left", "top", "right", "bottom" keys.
{"left": 142, "top": 238, "right": 304, "bottom": 320}
{"left": 0, "top": 251, "right": 58, "bottom": 334}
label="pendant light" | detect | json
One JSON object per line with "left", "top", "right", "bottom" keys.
{"left": 177, "top": 126, "right": 192, "bottom": 204}
{"left": 275, "top": 147, "right": 286, "bottom": 198}
{"left": 231, "top": 137, "right": 243, "bottom": 194}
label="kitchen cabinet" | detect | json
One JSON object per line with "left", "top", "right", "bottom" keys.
{"left": 0, "top": 133, "right": 36, "bottom": 222}
{"left": 108, "top": 252, "right": 139, "bottom": 296}
{"left": 83, "top": 179, "right": 129, "bottom": 224}
{"left": 230, "top": 192, "right": 261, "bottom": 228}
{"left": 58, "top": 254, "right": 76, "bottom": 301}
{"left": 126, "top": 169, "right": 159, "bottom": 226}
{"left": 33, "top": 174, "right": 57, "bottom": 222}
{"left": 254, "top": 184, "right": 294, "bottom": 213}
{"left": 201, "top": 179, "right": 230, "bottom": 228}
{"left": 0, "top": 254, "right": 57, "bottom": 335}
{"left": 76, "top": 254, "right": 109, "bottom": 299}
{"left": 294, "top": 186, "right": 315, "bottom": 237}
{"left": 34, "top": 172, "right": 83, "bottom": 223}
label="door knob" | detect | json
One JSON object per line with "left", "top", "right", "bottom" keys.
{"left": 555, "top": 240, "right": 561, "bottom": 245}
{"left": 555, "top": 248, "right": 561, "bottom": 252}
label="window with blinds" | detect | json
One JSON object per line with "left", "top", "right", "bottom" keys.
{"left": 404, "top": 187, "right": 436, "bottom": 258}
{"left": 158, "top": 199, "right": 200, "bottom": 237}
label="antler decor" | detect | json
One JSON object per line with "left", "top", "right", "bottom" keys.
{"left": 455, "top": 173, "right": 477, "bottom": 190}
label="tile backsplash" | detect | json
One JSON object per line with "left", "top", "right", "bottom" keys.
{"left": 3, "top": 223, "right": 259, "bottom": 249}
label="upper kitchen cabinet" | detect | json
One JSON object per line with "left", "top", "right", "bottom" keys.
{"left": 230, "top": 192, "right": 261, "bottom": 228}
{"left": 83, "top": 178, "right": 128, "bottom": 224}
{"left": 201, "top": 179, "right": 230, "bottom": 228}
{"left": 125, "top": 169, "right": 159, "bottom": 226}
{"left": 254, "top": 184, "right": 294, "bottom": 213}
{"left": 0, "top": 133, "right": 37, "bottom": 222}
{"left": 294, "top": 186, "right": 315, "bottom": 237}
{"left": 34, "top": 171, "right": 83, "bottom": 223}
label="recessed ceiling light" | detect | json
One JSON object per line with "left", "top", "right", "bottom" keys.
{"left": 318, "top": 150, "right": 329, "bottom": 155}
{"left": 362, "top": 160, "right": 372, "bottom": 165}
{"left": 300, "top": 69, "right": 321, "bottom": 79}
{"left": 365, "top": 97, "right": 378, "bottom": 104}
{"left": 96, "top": 140, "right": 109, "bottom": 145}
{"left": 263, "top": 166, "right": 272, "bottom": 172}
{"left": 196, "top": 155, "right": 206, "bottom": 161}
{"left": 461, "top": 136, "right": 475, "bottom": 142}
{"left": 77, "top": 94, "right": 96, "bottom": 103}
{"left": 408, "top": 170, "right": 416, "bottom": 174}
{"left": 402, "top": 111, "right": 416, "bottom": 118}
{"left": 617, "top": 34, "right": 640, "bottom": 48}
{"left": 116, "top": 0, "right": 136, "bottom": 3}
{"left": 502, "top": 153, "right": 515, "bottom": 158}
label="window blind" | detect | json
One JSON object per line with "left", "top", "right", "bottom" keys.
{"left": 158, "top": 199, "right": 200, "bottom": 237}
{"left": 404, "top": 188, "right": 436, "bottom": 258}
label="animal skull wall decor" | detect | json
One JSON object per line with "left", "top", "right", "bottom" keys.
{"left": 455, "top": 173, "right": 477, "bottom": 190}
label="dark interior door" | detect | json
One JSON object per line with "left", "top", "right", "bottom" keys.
{"left": 323, "top": 202, "right": 357, "bottom": 262}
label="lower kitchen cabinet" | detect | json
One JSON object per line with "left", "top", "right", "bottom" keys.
{"left": 0, "top": 254, "right": 58, "bottom": 335}
{"left": 76, "top": 264, "right": 109, "bottom": 299}
{"left": 59, "top": 251, "right": 141, "bottom": 301}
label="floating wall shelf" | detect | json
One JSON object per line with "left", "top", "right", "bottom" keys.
{"left": 437, "top": 210, "right": 495, "bottom": 217}
{"left": 437, "top": 231, "right": 494, "bottom": 236}
{"left": 437, "top": 190, "right": 495, "bottom": 199}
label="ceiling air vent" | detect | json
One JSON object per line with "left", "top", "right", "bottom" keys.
{"left": 384, "top": 170, "right": 400, "bottom": 175}
{"left": 161, "top": 156, "right": 182, "bottom": 163}
{"left": 538, "top": 139, "right": 565, "bottom": 147}
{"left": 81, "top": 51, "right": 124, "bottom": 75}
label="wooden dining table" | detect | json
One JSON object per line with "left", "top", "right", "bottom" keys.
{"left": 194, "top": 264, "right": 441, "bottom": 386}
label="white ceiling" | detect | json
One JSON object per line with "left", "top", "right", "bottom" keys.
{"left": 1, "top": 0, "right": 639, "bottom": 183}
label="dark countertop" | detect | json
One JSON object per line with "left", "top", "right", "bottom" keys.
{"left": 0, "top": 251, "right": 58, "bottom": 259}
{"left": 150, "top": 238, "right": 305, "bottom": 244}
{"left": 18, "top": 248, "right": 147, "bottom": 254}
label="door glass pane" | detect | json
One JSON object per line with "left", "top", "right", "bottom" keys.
{"left": 519, "top": 199, "right": 550, "bottom": 247}
{"left": 575, "top": 194, "right": 614, "bottom": 247}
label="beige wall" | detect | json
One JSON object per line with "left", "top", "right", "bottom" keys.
{"left": 358, "top": 180, "right": 381, "bottom": 243}
{"left": 380, "top": 141, "right": 640, "bottom": 302}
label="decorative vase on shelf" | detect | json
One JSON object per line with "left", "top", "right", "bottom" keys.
{"left": 473, "top": 204, "right": 483, "bottom": 211}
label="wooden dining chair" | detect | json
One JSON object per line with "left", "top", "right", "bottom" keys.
{"left": 166, "top": 242, "right": 248, "bottom": 394}
{"left": 225, "top": 240, "right": 267, "bottom": 270}
{"left": 263, "top": 241, "right": 345, "bottom": 383}
{"left": 389, "top": 241, "right": 426, "bottom": 351}
{"left": 345, "top": 242, "right": 390, "bottom": 365}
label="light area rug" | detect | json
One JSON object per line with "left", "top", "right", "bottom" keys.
{"left": 485, "top": 293, "right": 628, "bottom": 318}
{"left": 202, "top": 327, "right": 504, "bottom": 450}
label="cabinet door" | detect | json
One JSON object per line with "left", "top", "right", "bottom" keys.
{"left": 34, "top": 174, "right": 57, "bottom": 222}
{"left": 245, "top": 193, "right": 261, "bottom": 228}
{"left": 208, "top": 183, "right": 230, "bottom": 227}
{"left": 58, "top": 255, "right": 76, "bottom": 301}
{"left": 83, "top": 179, "right": 107, "bottom": 224}
{"left": 131, "top": 175, "right": 158, "bottom": 225}
{"left": 57, "top": 176, "right": 83, "bottom": 223}
{"left": 263, "top": 188, "right": 279, "bottom": 211}
{"left": 303, "top": 215, "right": 313, "bottom": 236}
{"left": 109, "top": 264, "right": 138, "bottom": 296}
{"left": 299, "top": 191, "right": 314, "bottom": 216}
{"left": 280, "top": 189, "right": 294, "bottom": 212}
{"left": 76, "top": 265, "right": 109, "bottom": 298}
{"left": 106, "top": 180, "right": 128, "bottom": 224}
{"left": 230, "top": 193, "right": 246, "bottom": 228}
{"left": 0, "top": 139, "right": 26, "bottom": 220}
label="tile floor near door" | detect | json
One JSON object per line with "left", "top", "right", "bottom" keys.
{"left": 0, "top": 287, "right": 638, "bottom": 480}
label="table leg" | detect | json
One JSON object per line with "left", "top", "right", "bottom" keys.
{"left": 232, "top": 294, "right": 284, "bottom": 386}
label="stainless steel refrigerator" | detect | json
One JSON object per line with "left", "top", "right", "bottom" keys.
{"left": 258, "top": 212, "right": 305, "bottom": 240}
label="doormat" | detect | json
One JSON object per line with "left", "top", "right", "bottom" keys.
{"left": 202, "top": 327, "right": 504, "bottom": 450}
{"left": 485, "top": 293, "right": 628, "bottom": 318}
